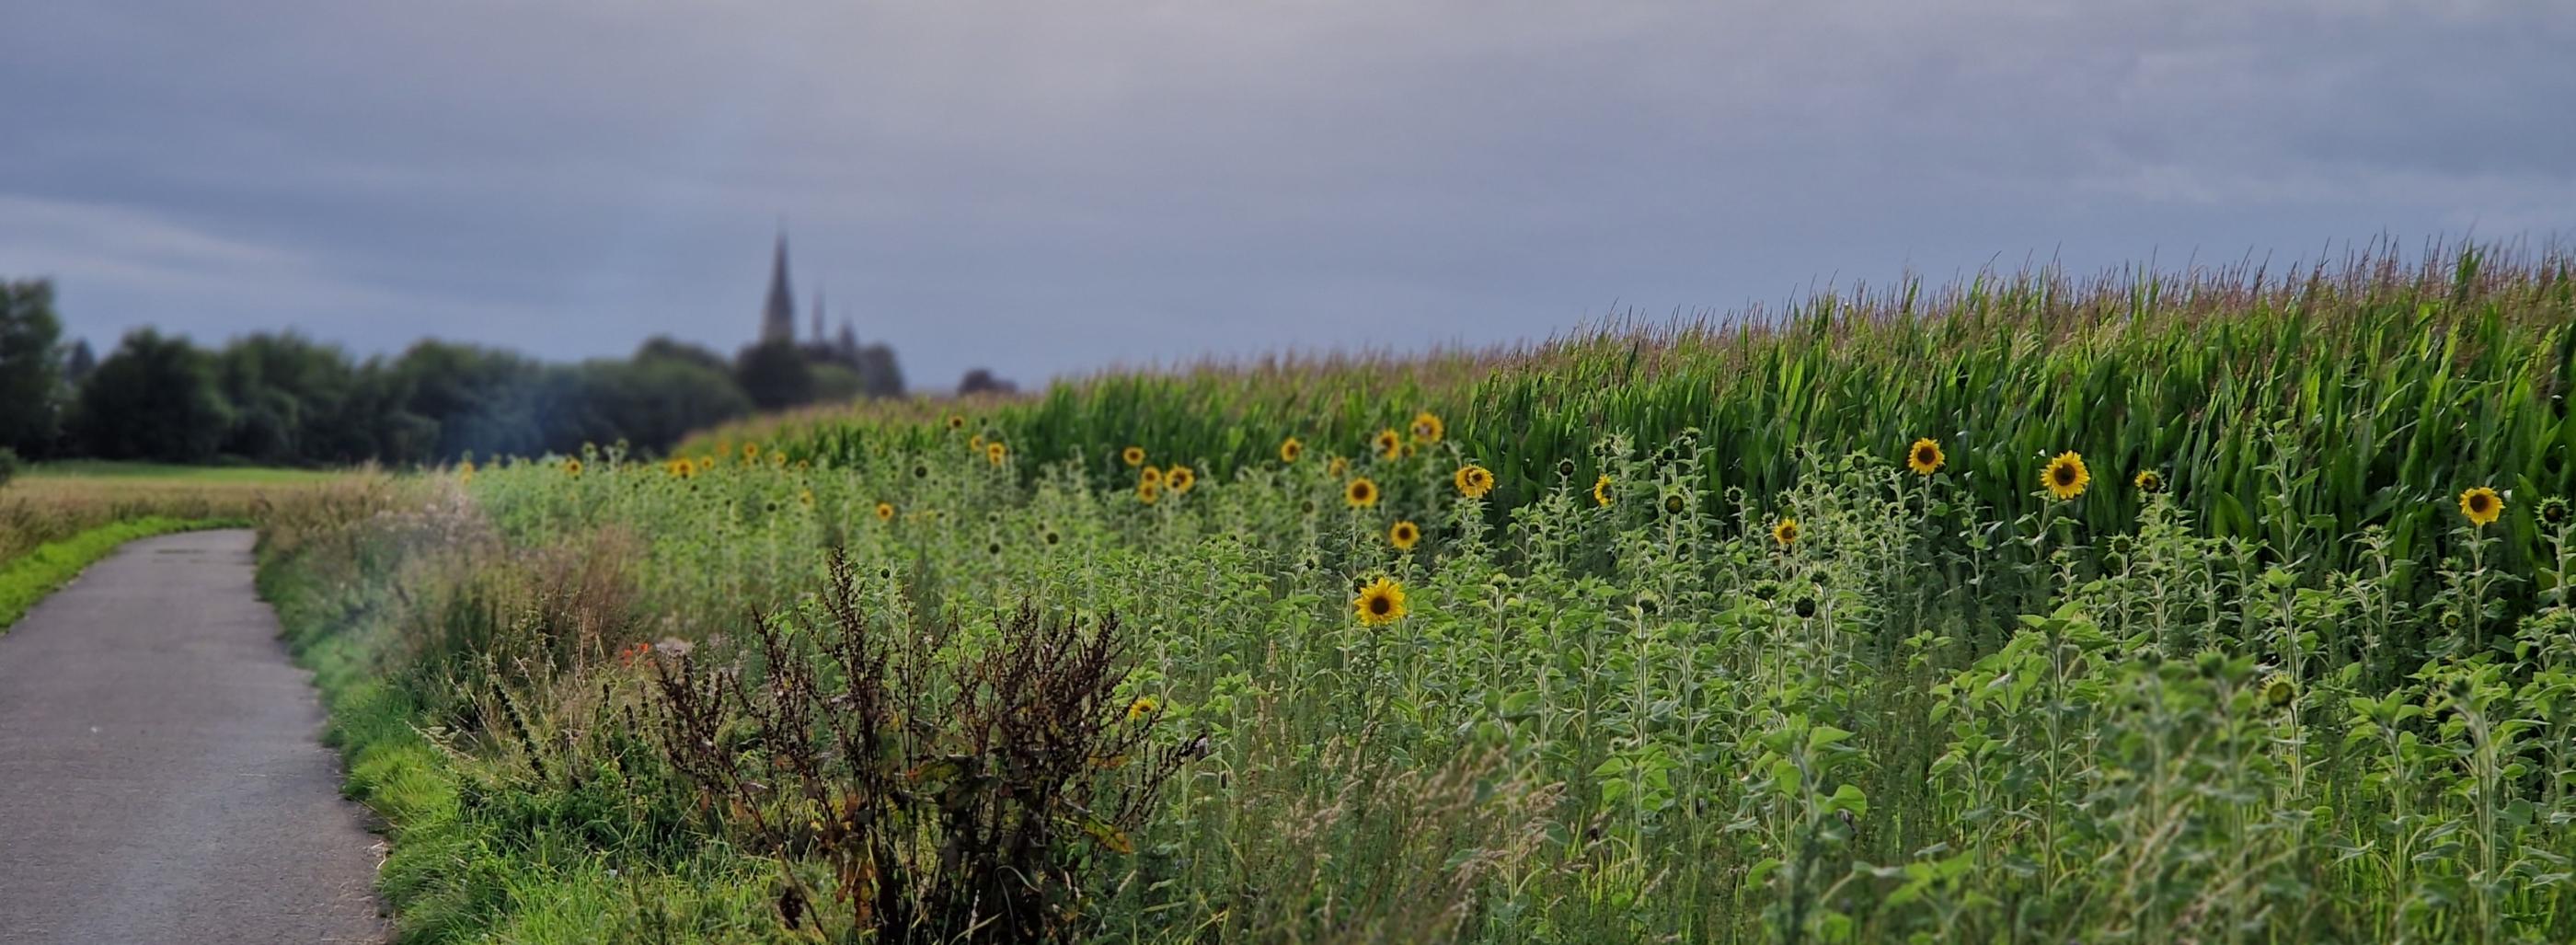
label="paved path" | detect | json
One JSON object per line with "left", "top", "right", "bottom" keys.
{"left": 0, "top": 529, "right": 383, "bottom": 944}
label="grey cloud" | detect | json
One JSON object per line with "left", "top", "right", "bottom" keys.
{"left": 3, "top": 0, "right": 2570, "bottom": 386}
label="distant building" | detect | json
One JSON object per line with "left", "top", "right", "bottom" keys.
{"left": 760, "top": 233, "right": 797, "bottom": 346}
{"left": 749, "top": 230, "right": 904, "bottom": 399}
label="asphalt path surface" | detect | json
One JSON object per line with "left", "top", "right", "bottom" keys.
{"left": 0, "top": 529, "right": 383, "bottom": 943}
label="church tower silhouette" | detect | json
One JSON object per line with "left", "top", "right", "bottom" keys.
{"left": 760, "top": 231, "right": 796, "bottom": 345}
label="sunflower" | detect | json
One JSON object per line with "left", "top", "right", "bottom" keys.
{"left": 799, "top": 489, "right": 815, "bottom": 509}
{"left": 1345, "top": 476, "right": 1380, "bottom": 508}
{"left": 1388, "top": 520, "right": 1421, "bottom": 551}
{"left": 1280, "top": 437, "right": 1304, "bottom": 464}
{"left": 970, "top": 434, "right": 986, "bottom": 452}
{"left": 947, "top": 415, "right": 966, "bottom": 431}
{"left": 2541, "top": 496, "right": 2570, "bottom": 526}
{"left": 2459, "top": 486, "right": 2502, "bottom": 527}
{"left": 1140, "top": 466, "right": 1165, "bottom": 487}
{"left": 1167, "top": 465, "right": 1196, "bottom": 493}
{"left": 1662, "top": 491, "right": 1687, "bottom": 517}
{"left": 1352, "top": 576, "right": 1408, "bottom": 626}
{"left": 459, "top": 460, "right": 477, "bottom": 484}
{"left": 1374, "top": 428, "right": 1402, "bottom": 460}
{"left": 1126, "top": 696, "right": 1159, "bottom": 721}
{"left": 1138, "top": 479, "right": 1161, "bottom": 504}
{"left": 1121, "top": 445, "right": 1146, "bottom": 467}
{"left": 874, "top": 501, "right": 896, "bottom": 522}
{"left": 1328, "top": 456, "right": 1350, "bottom": 478}
{"left": 742, "top": 443, "right": 761, "bottom": 463}
{"left": 771, "top": 452, "right": 788, "bottom": 468}
{"left": 1410, "top": 411, "right": 1444, "bottom": 444}
{"left": 2042, "top": 452, "right": 2090, "bottom": 501}
{"left": 910, "top": 461, "right": 929, "bottom": 480}
{"left": 1593, "top": 474, "right": 1615, "bottom": 507}
{"left": 1454, "top": 464, "right": 1494, "bottom": 499}
{"left": 696, "top": 455, "right": 717, "bottom": 474}
{"left": 1557, "top": 457, "right": 1577, "bottom": 478}
{"left": 2262, "top": 674, "right": 2296, "bottom": 708}
{"left": 1772, "top": 517, "right": 1800, "bottom": 547}
{"left": 2133, "top": 469, "right": 2163, "bottom": 494}
{"left": 1906, "top": 438, "right": 1945, "bottom": 476}
{"left": 986, "top": 442, "right": 1007, "bottom": 466}
{"left": 564, "top": 458, "right": 584, "bottom": 478}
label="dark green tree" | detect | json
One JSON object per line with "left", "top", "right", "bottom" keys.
{"left": 734, "top": 339, "right": 814, "bottom": 410}
{"left": 0, "top": 280, "right": 65, "bottom": 456}
{"left": 73, "top": 328, "right": 234, "bottom": 463}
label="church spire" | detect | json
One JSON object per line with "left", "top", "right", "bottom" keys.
{"left": 811, "top": 282, "right": 826, "bottom": 345}
{"left": 760, "top": 230, "right": 796, "bottom": 345}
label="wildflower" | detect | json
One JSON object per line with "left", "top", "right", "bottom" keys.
{"left": 1279, "top": 437, "right": 1304, "bottom": 464}
{"left": 696, "top": 455, "right": 717, "bottom": 474}
{"left": 1345, "top": 477, "right": 1380, "bottom": 508}
{"left": 2459, "top": 486, "right": 2502, "bottom": 527}
{"left": 2541, "top": 496, "right": 2570, "bottom": 525}
{"left": 564, "top": 457, "right": 583, "bottom": 478}
{"left": 1388, "top": 520, "right": 1420, "bottom": 551}
{"left": 1454, "top": 464, "right": 1494, "bottom": 499}
{"left": 1352, "top": 576, "right": 1408, "bottom": 626}
{"left": 874, "top": 501, "right": 896, "bottom": 522}
{"left": 1374, "top": 428, "right": 1402, "bottom": 460}
{"left": 1141, "top": 466, "right": 1165, "bottom": 487}
{"left": 1410, "top": 411, "right": 1444, "bottom": 444}
{"left": 2134, "top": 469, "right": 2163, "bottom": 493}
{"left": 799, "top": 489, "right": 815, "bottom": 508}
{"left": 1907, "top": 438, "right": 1944, "bottom": 476}
{"left": 1121, "top": 445, "right": 1146, "bottom": 467}
{"left": 1167, "top": 465, "right": 1195, "bottom": 494}
{"left": 970, "top": 433, "right": 986, "bottom": 452}
{"left": 1127, "top": 696, "right": 1159, "bottom": 721}
{"left": 1138, "top": 479, "right": 1161, "bottom": 504}
{"left": 2042, "top": 452, "right": 2089, "bottom": 501}
{"left": 2262, "top": 674, "right": 2296, "bottom": 708}
{"left": 1772, "top": 517, "right": 1800, "bottom": 547}
{"left": 742, "top": 443, "right": 761, "bottom": 463}
{"left": 1328, "top": 456, "right": 1350, "bottom": 478}
{"left": 986, "top": 442, "right": 1007, "bottom": 466}
{"left": 948, "top": 415, "right": 966, "bottom": 431}
{"left": 1593, "top": 474, "right": 1614, "bottom": 507}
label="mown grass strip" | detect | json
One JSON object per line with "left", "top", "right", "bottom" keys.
{"left": 0, "top": 515, "right": 247, "bottom": 632}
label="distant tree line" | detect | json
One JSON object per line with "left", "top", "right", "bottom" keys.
{"left": 0, "top": 278, "right": 909, "bottom": 467}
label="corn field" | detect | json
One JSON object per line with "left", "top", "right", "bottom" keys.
{"left": 265, "top": 246, "right": 2576, "bottom": 944}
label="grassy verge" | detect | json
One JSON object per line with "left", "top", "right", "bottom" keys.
{"left": 256, "top": 512, "right": 780, "bottom": 945}
{"left": 0, "top": 515, "right": 246, "bottom": 631}
{"left": 0, "top": 517, "right": 248, "bottom": 636}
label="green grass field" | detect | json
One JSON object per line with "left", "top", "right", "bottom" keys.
{"left": 256, "top": 248, "right": 2576, "bottom": 944}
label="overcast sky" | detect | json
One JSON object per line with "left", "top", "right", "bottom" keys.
{"left": 5, "top": 1, "right": 2570, "bottom": 387}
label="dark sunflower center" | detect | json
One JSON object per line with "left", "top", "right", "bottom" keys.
{"left": 1915, "top": 447, "right": 1935, "bottom": 464}
{"left": 2053, "top": 466, "right": 2076, "bottom": 486}
{"left": 1665, "top": 496, "right": 1684, "bottom": 513}
{"left": 1369, "top": 595, "right": 1391, "bottom": 615}
{"left": 2472, "top": 495, "right": 2493, "bottom": 512}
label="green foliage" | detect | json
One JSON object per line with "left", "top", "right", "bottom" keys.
{"left": 0, "top": 446, "right": 19, "bottom": 489}
{"left": 74, "top": 328, "right": 236, "bottom": 463}
{"left": 0, "top": 279, "right": 64, "bottom": 455}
